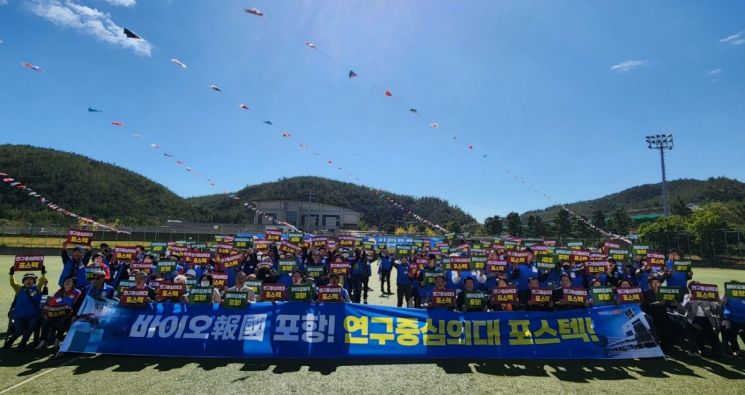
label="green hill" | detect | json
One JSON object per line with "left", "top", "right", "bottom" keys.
{"left": 522, "top": 177, "right": 745, "bottom": 220}
{"left": 188, "top": 176, "right": 476, "bottom": 231}
{"left": 0, "top": 145, "right": 209, "bottom": 225}
{"left": 0, "top": 145, "right": 475, "bottom": 229}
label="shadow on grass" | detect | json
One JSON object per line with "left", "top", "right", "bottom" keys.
{"left": 2, "top": 347, "right": 744, "bottom": 383}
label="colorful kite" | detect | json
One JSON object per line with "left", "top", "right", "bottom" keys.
{"left": 244, "top": 7, "right": 264, "bottom": 16}
{"left": 123, "top": 28, "right": 142, "bottom": 39}
{"left": 384, "top": 90, "right": 393, "bottom": 97}
{"left": 21, "top": 62, "right": 42, "bottom": 72}
{"left": 170, "top": 58, "right": 188, "bottom": 69}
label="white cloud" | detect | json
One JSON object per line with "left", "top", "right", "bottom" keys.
{"left": 0, "top": 0, "right": 8, "bottom": 5}
{"left": 610, "top": 59, "right": 646, "bottom": 72}
{"left": 27, "top": 0, "right": 152, "bottom": 56}
{"left": 99, "top": 0, "right": 136, "bottom": 7}
{"left": 720, "top": 31, "right": 745, "bottom": 46}
{"left": 707, "top": 68, "right": 722, "bottom": 75}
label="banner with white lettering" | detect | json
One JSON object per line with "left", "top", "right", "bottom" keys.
{"left": 61, "top": 297, "right": 662, "bottom": 359}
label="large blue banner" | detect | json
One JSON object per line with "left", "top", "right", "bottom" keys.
{"left": 62, "top": 298, "right": 663, "bottom": 359}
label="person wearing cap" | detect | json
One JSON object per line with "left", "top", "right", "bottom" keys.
{"left": 74, "top": 267, "right": 115, "bottom": 316}
{"left": 35, "top": 276, "right": 81, "bottom": 349}
{"left": 678, "top": 281, "right": 721, "bottom": 357}
{"left": 60, "top": 243, "right": 91, "bottom": 288}
{"left": 377, "top": 249, "right": 394, "bottom": 296}
{"left": 87, "top": 251, "right": 112, "bottom": 282}
{"left": 6, "top": 266, "right": 47, "bottom": 350}
{"left": 227, "top": 271, "right": 257, "bottom": 302}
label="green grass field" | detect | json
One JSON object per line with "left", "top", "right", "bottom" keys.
{"left": 1, "top": 255, "right": 744, "bottom": 394}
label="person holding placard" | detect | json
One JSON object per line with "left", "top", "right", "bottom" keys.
{"left": 195, "top": 274, "right": 222, "bottom": 304}
{"left": 35, "top": 276, "right": 81, "bottom": 349}
{"left": 124, "top": 271, "right": 156, "bottom": 302}
{"left": 664, "top": 249, "right": 692, "bottom": 290}
{"left": 60, "top": 244, "right": 91, "bottom": 288}
{"left": 679, "top": 281, "right": 721, "bottom": 357}
{"left": 227, "top": 271, "right": 257, "bottom": 302}
{"left": 324, "top": 273, "right": 351, "bottom": 303}
{"left": 75, "top": 268, "right": 115, "bottom": 315}
{"left": 487, "top": 278, "right": 517, "bottom": 312}
{"left": 418, "top": 255, "right": 443, "bottom": 308}
{"left": 6, "top": 267, "right": 47, "bottom": 350}
{"left": 720, "top": 281, "right": 745, "bottom": 358}
{"left": 642, "top": 275, "right": 676, "bottom": 352}
{"left": 423, "top": 275, "right": 456, "bottom": 310}
{"left": 457, "top": 277, "right": 486, "bottom": 312}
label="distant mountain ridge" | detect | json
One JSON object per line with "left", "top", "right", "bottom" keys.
{"left": 521, "top": 177, "right": 745, "bottom": 220}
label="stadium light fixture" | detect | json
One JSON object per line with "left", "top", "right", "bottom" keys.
{"left": 644, "top": 133, "right": 674, "bottom": 216}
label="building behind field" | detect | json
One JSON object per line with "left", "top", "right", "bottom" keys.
{"left": 248, "top": 200, "right": 361, "bottom": 232}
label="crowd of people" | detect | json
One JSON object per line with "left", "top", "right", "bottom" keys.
{"left": 4, "top": 237, "right": 745, "bottom": 359}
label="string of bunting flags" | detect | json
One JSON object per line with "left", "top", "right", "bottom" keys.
{"left": 0, "top": 171, "right": 129, "bottom": 234}
{"left": 17, "top": 7, "right": 623, "bottom": 241}
{"left": 298, "top": 40, "right": 630, "bottom": 243}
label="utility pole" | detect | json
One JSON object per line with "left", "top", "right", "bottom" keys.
{"left": 645, "top": 134, "right": 674, "bottom": 216}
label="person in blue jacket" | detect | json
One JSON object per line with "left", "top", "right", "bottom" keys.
{"left": 510, "top": 249, "right": 539, "bottom": 292}
{"left": 664, "top": 248, "right": 692, "bottom": 290}
{"left": 350, "top": 250, "right": 372, "bottom": 303}
{"left": 377, "top": 249, "right": 394, "bottom": 296}
{"left": 6, "top": 267, "right": 47, "bottom": 351}
{"left": 721, "top": 282, "right": 745, "bottom": 358}
{"left": 59, "top": 244, "right": 91, "bottom": 288}
{"left": 74, "top": 268, "right": 115, "bottom": 315}
{"left": 392, "top": 257, "right": 415, "bottom": 307}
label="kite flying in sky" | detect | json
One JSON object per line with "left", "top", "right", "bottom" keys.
{"left": 305, "top": 42, "right": 317, "bottom": 49}
{"left": 239, "top": 104, "right": 250, "bottom": 110}
{"left": 21, "top": 62, "right": 42, "bottom": 71}
{"left": 170, "top": 58, "right": 188, "bottom": 69}
{"left": 111, "top": 121, "right": 125, "bottom": 126}
{"left": 244, "top": 7, "right": 264, "bottom": 16}
{"left": 384, "top": 90, "right": 393, "bottom": 96}
{"left": 123, "top": 28, "right": 142, "bottom": 39}
{"left": 348, "top": 70, "right": 358, "bottom": 78}
{"left": 263, "top": 121, "right": 273, "bottom": 125}
{"left": 87, "top": 107, "right": 102, "bottom": 112}
{"left": 429, "top": 122, "right": 439, "bottom": 128}
{"left": 409, "top": 108, "right": 417, "bottom": 113}
{"left": 210, "top": 84, "right": 222, "bottom": 92}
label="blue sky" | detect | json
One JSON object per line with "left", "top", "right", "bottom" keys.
{"left": 1, "top": 0, "right": 744, "bottom": 222}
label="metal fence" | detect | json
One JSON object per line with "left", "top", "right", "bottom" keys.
{"left": 638, "top": 228, "right": 744, "bottom": 262}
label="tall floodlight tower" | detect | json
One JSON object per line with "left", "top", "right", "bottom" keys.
{"left": 645, "top": 134, "right": 674, "bottom": 216}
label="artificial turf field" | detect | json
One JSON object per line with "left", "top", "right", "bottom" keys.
{"left": 1, "top": 255, "right": 744, "bottom": 394}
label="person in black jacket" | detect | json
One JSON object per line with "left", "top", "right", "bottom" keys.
{"left": 642, "top": 275, "right": 676, "bottom": 352}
